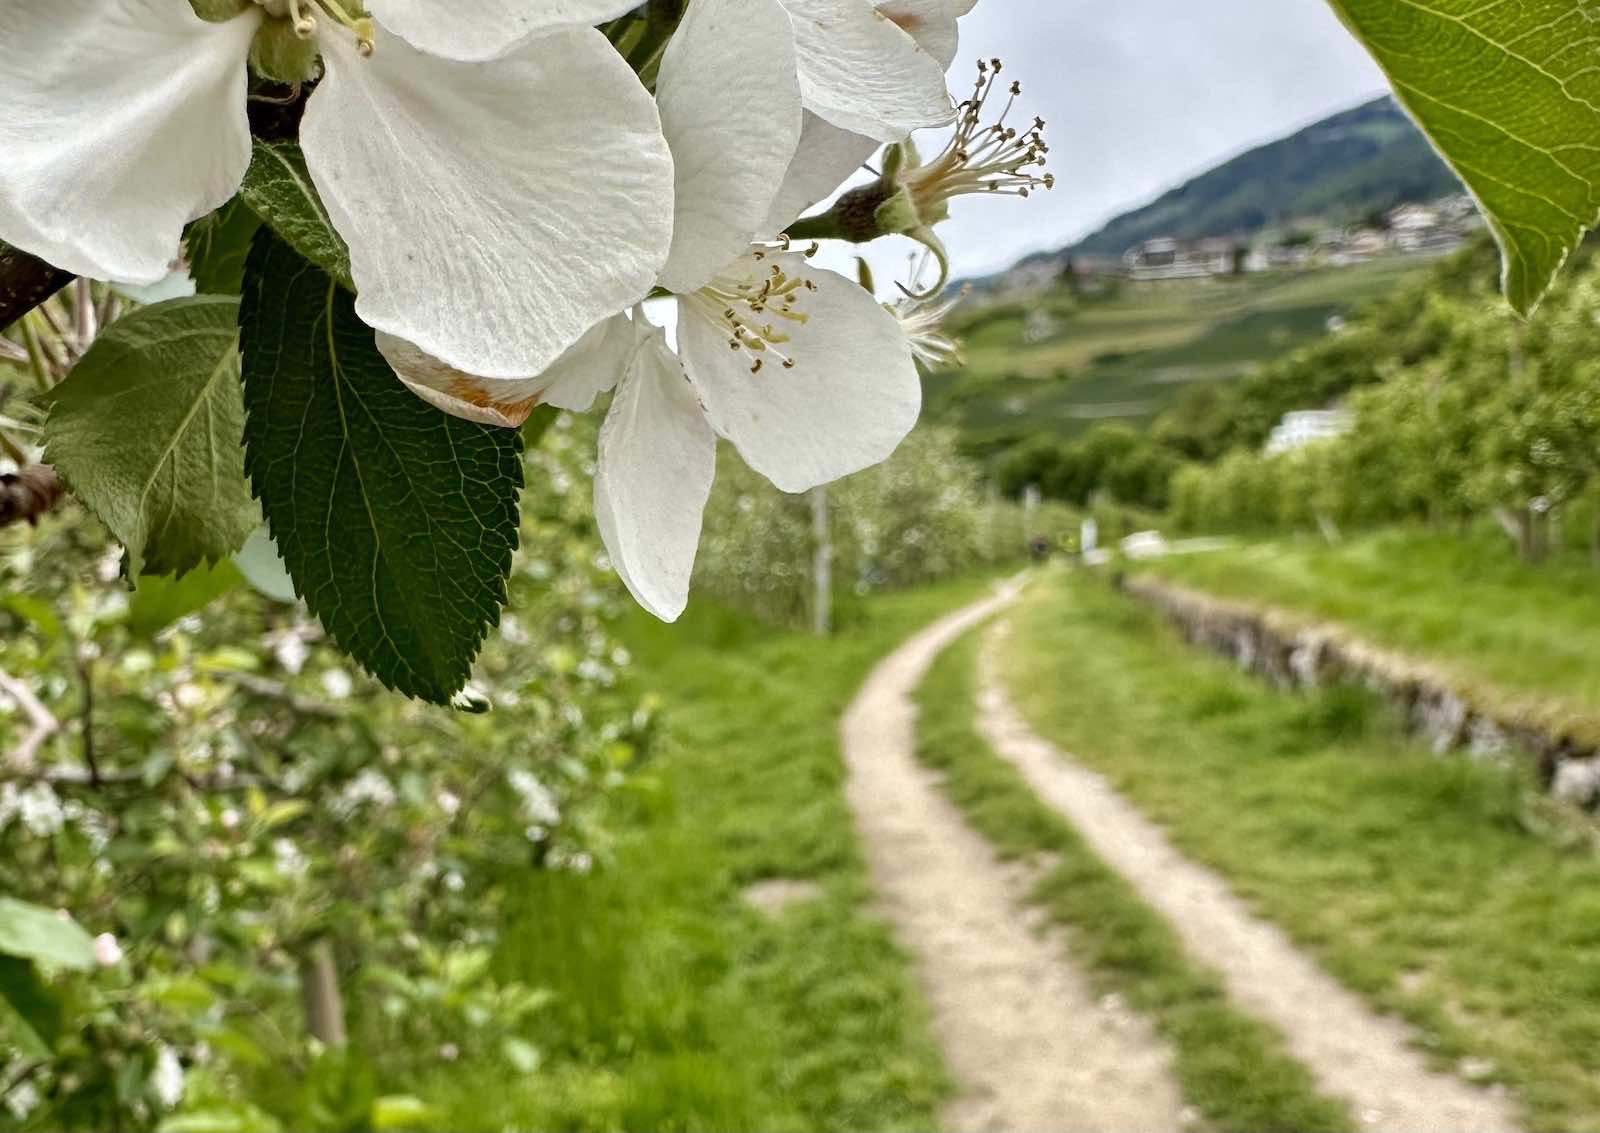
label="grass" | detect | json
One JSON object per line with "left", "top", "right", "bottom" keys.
{"left": 1002, "top": 571, "right": 1600, "bottom": 1131}
{"left": 914, "top": 626, "right": 1353, "bottom": 1132}
{"left": 423, "top": 577, "right": 999, "bottom": 1131}
{"left": 932, "top": 258, "right": 1430, "bottom": 447}
{"left": 1135, "top": 526, "right": 1600, "bottom": 745}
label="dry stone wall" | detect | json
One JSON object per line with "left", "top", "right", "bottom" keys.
{"left": 1117, "top": 574, "right": 1600, "bottom": 808}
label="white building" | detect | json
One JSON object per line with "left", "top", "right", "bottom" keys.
{"left": 1265, "top": 409, "right": 1352, "bottom": 455}
{"left": 1123, "top": 237, "right": 1241, "bottom": 281}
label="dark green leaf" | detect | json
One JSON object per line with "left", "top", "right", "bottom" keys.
{"left": 1328, "top": 0, "right": 1600, "bottom": 314}
{"left": 186, "top": 198, "right": 261, "bottom": 295}
{"left": 0, "top": 897, "right": 95, "bottom": 970}
{"left": 0, "top": 955, "right": 61, "bottom": 1058}
{"left": 44, "top": 296, "right": 258, "bottom": 577}
{"left": 238, "top": 229, "right": 523, "bottom": 703}
{"left": 238, "top": 140, "right": 354, "bottom": 292}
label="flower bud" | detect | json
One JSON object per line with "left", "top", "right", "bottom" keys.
{"left": 250, "top": 15, "right": 323, "bottom": 85}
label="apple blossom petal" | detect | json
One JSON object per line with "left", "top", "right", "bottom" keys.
{"left": 302, "top": 25, "right": 673, "bottom": 381}
{"left": 595, "top": 326, "right": 717, "bottom": 622}
{"left": 539, "top": 314, "right": 638, "bottom": 412}
{"left": 377, "top": 314, "right": 634, "bottom": 426}
{"left": 367, "top": 0, "right": 640, "bottom": 61}
{"left": 680, "top": 257, "right": 920, "bottom": 493}
{"left": 949, "top": 0, "right": 979, "bottom": 16}
{"left": 777, "top": 0, "right": 952, "bottom": 142}
{"left": 876, "top": 0, "right": 960, "bottom": 68}
{"left": 657, "top": 0, "right": 803, "bottom": 294}
{"left": 376, "top": 333, "right": 541, "bottom": 428}
{"left": 0, "top": 1, "right": 257, "bottom": 283}
{"left": 763, "top": 113, "right": 878, "bottom": 235}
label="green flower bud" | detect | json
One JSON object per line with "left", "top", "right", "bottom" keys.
{"left": 190, "top": 0, "right": 251, "bottom": 21}
{"left": 250, "top": 16, "right": 323, "bottom": 85}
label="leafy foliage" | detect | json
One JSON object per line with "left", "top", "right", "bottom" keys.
{"left": 0, "top": 417, "right": 653, "bottom": 1132}
{"left": 1329, "top": 0, "right": 1600, "bottom": 313}
{"left": 185, "top": 200, "right": 261, "bottom": 297}
{"left": 695, "top": 428, "right": 1041, "bottom": 627}
{"left": 1170, "top": 248, "right": 1600, "bottom": 559}
{"left": 237, "top": 142, "right": 353, "bottom": 293}
{"left": 43, "top": 296, "right": 259, "bottom": 578}
{"left": 239, "top": 230, "right": 524, "bottom": 703}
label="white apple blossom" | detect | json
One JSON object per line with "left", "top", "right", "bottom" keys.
{"left": 152, "top": 1046, "right": 185, "bottom": 1108}
{"left": 93, "top": 932, "right": 125, "bottom": 967}
{"left": 0, "top": 0, "right": 673, "bottom": 380}
{"left": 381, "top": 0, "right": 923, "bottom": 621}
{"left": 377, "top": 0, "right": 953, "bottom": 421}
{"left": 765, "top": 0, "right": 974, "bottom": 233}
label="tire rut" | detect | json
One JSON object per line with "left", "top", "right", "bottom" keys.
{"left": 975, "top": 619, "right": 1522, "bottom": 1133}
{"left": 840, "top": 580, "right": 1186, "bottom": 1133}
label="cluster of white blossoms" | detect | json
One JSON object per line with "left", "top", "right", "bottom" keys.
{"left": 0, "top": 0, "right": 1031, "bottom": 623}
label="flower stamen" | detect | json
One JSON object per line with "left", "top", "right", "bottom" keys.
{"left": 907, "top": 59, "right": 1055, "bottom": 210}
{"left": 688, "top": 245, "right": 816, "bottom": 375}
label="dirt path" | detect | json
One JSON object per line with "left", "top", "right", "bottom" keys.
{"left": 840, "top": 580, "right": 1186, "bottom": 1133}
{"left": 975, "top": 620, "right": 1523, "bottom": 1133}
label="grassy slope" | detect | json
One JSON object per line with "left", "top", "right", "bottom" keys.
{"left": 1135, "top": 528, "right": 1600, "bottom": 745}
{"left": 931, "top": 258, "right": 1427, "bottom": 447}
{"left": 1003, "top": 572, "right": 1600, "bottom": 1131}
{"left": 426, "top": 579, "right": 997, "bottom": 1132}
{"left": 915, "top": 628, "right": 1351, "bottom": 1132}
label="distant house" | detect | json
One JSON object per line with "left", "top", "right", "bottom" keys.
{"left": 1123, "top": 237, "right": 1243, "bottom": 281}
{"left": 1265, "top": 409, "right": 1352, "bottom": 455}
{"left": 1386, "top": 196, "right": 1480, "bottom": 254}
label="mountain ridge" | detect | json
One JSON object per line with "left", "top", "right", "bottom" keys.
{"left": 1003, "top": 95, "right": 1462, "bottom": 273}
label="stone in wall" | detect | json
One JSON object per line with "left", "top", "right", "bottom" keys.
{"left": 1117, "top": 574, "right": 1600, "bottom": 810}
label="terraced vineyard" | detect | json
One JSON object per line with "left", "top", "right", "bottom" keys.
{"left": 929, "top": 257, "right": 1430, "bottom": 453}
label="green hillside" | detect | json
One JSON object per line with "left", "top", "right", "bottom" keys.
{"left": 1063, "top": 96, "right": 1460, "bottom": 259}
{"left": 929, "top": 256, "right": 1430, "bottom": 455}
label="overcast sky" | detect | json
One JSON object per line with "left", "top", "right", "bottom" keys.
{"left": 818, "top": 1, "right": 1393, "bottom": 289}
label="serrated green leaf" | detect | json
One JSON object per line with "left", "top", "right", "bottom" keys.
{"left": 238, "top": 140, "right": 353, "bottom": 292}
{"left": 0, "top": 898, "right": 95, "bottom": 970}
{"left": 186, "top": 198, "right": 262, "bottom": 296}
{"left": 44, "top": 297, "right": 259, "bottom": 578}
{"left": 126, "top": 560, "right": 244, "bottom": 639}
{"left": 1327, "top": 0, "right": 1600, "bottom": 314}
{"left": 238, "top": 229, "right": 523, "bottom": 704}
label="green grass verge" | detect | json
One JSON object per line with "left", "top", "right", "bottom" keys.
{"left": 914, "top": 626, "right": 1352, "bottom": 1132}
{"left": 1135, "top": 527, "right": 1600, "bottom": 745}
{"left": 424, "top": 578, "right": 999, "bottom": 1131}
{"left": 1003, "top": 572, "right": 1600, "bottom": 1130}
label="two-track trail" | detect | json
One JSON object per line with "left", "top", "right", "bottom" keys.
{"left": 840, "top": 579, "right": 1522, "bottom": 1132}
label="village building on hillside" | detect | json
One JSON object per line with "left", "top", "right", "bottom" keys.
{"left": 1265, "top": 409, "right": 1353, "bottom": 455}
{"left": 1123, "top": 236, "right": 1244, "bottom": 281}
{"left": 1123, "top": 193, "right": 1483, "bottom": 283}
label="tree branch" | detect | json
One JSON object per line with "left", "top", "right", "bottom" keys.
{"left": 0, "top": 242, "right": 71, "bottom": 334}
{"left": 218, "top": 671, "right": 347, "bottom": 721}
{"left": 0, "top": 666, "right": 59, "bottom": 770}
{"left": 0, "top": 465, "right": 66, "bottom": 528}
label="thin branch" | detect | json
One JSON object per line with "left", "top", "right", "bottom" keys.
{"left": 218, "top": 671, "right": 347, "bottom": 721}
{"left": 0, "top": 666, "right": 59, "bottom": 770}
{"left": 76, "top": 653, "right": 100, "bottom": 788}
{"left": 0, "top": 241, "right": 71, "bottom": 334}
{"left": 72, "top": 278, "right": 95, "bottom": 351}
